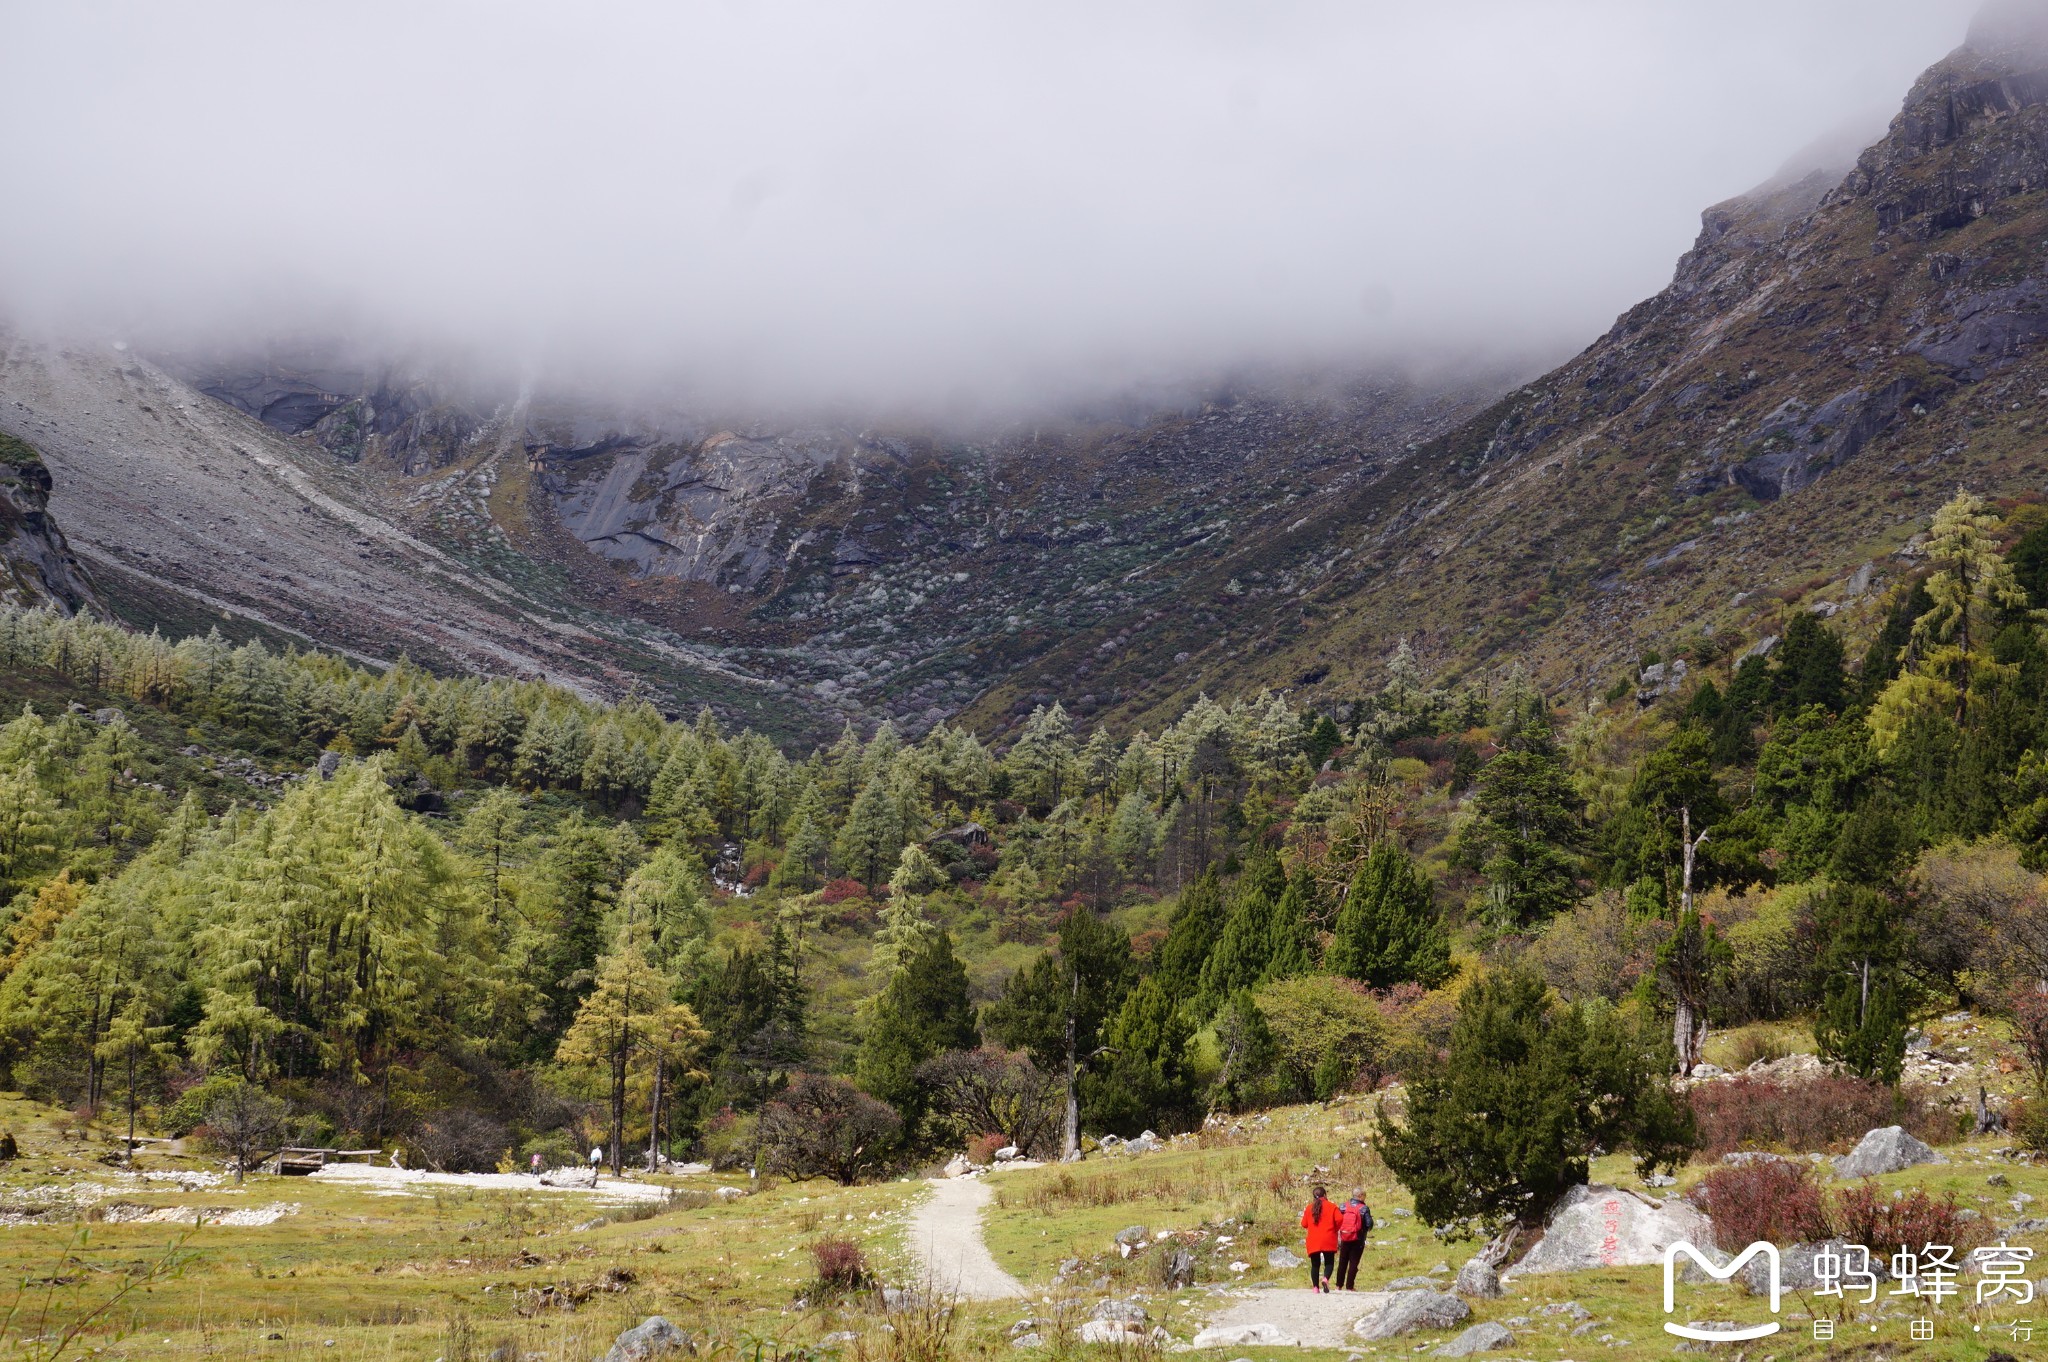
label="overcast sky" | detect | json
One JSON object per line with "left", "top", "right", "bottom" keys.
{"left": 0, "top": 1, "right": 1976, "bottom": 412}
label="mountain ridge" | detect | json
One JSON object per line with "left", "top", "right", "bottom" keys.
{"left": 12, "top": 17, "right": 2048, "bottom": 738}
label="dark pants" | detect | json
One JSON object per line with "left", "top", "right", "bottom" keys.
{"left": 1336, "top": 1238, "right": 1364, "bottom": 1289}
{"left": 1308, "top": 1250, "right": 1336, "bottom": 1287}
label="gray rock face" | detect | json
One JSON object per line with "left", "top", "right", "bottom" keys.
{"left": 1834, "top": 1126, "right": 1944, "bottom": 1179}
{"left": 1114, "top": 1225, "right": 1151, "bottom": 1247}
{"left": 1453, "top": 1257, "right": 1503, "bottom": 1299}
{"left": 0, "top": 434, "right": 97, "bottom": 616}
{"left": 1351, "top": 1290, "right": 1473, "bottom": 1341}
{"left": 1433, "top": 1322, "right": 1516, "bottom": 1356}
{"left": 1092, "top": 1299, "right": 1149, "bottom": 1324}
{"left": 1268, "top": 1247, "right": 1304, "bottom": 1269}
{"left": 1513, "top": 1184, "right": 1714, "bottom": 1274}
{"left": 599, "top": 1316, "right": 690, "bottom": 1362}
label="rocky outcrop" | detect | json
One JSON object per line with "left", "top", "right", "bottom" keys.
{"left": 1834, "top": 1125, "right": 1944, "bottom": 1179}
{"left": 1512, "top": 1184, "right": 1714, "bottom": 1274}
{"left": 0, "top": 433, "right": 96, "bottom": 615}
{"left": 598, "top": 1316, "right": 690, "bottom": 1362}
{"left": 1434, "top": 1322, "right": 1516, "bottom": 1356}
{"left": 1351, "top": 1290, "right": 1472, "bottom": 1341}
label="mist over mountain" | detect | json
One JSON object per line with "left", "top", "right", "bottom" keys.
{"left": 0, "top": 0, "right": 1971, "bottom": 414}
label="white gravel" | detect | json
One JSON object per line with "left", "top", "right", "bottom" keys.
{"left": 307, "top": 1164, "right": 671, "bottom": 1201}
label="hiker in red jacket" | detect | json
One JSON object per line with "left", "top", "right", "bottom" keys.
{"left": 1335, "top": 1190, "right": 1372, "bottom": 1289}
{"left": 1300, "top": 1185, "right": 1340, "bottom": 1292}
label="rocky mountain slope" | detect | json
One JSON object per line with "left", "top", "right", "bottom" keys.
{"left": 139, "top": 348, "right": 1510, "bottom": 733}
{"left": 15, "top": 10, "right": 2048, "bottom": 737}
{"left": 0, "top": 339, "right": 796, "bottom": 730}
{"left": 1011, "top": 0, "right": 2048, "bottom": 728}
{"left": 0, "top": 431, "right": 95, "bottom": 615}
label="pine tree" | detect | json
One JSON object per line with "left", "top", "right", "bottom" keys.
{"left": 0, "top": 765, "right": 59, "bottom": 898}
{"left": 455, "top": 788, "right": 527, "bottom": 931}
{"left": 556, "top": 923, "right": 705, "bottom": 1174}
{"left": 1, "top": 870, "right": 81, "bottom": 975}
{"left": 1197, "top": 854, "right": 1287, "bottom": 1011}
{"left": 983, "top": 906, "right": 1135, "bottom": 1159}
{"left": 888, "top": 842, "right": 947, "bottom": 900}
{"left": 1084, "top": 976, "right": 1194, "bottom": 1133}
{"left": 1870, "top": 490, "right": 2030, "bottom": 751}
{"left": 617, "top": 845, "right": 710, "bottom": 974}
{"left": 1656, "top": 905, "right": 1729, "bottom": 1076}
{"left": 1210, "top": 989, "right": 1278, "bottom": 1113}
{"left": 834, "top": 774, "right": 905, "bottom": 890}
{"left": 1262, "top": 873, "right": 1322, "bottom": 982}
{"left": 528, "top": 817, "right": 620, "bottom": 1042}
{"left": 1154, "top": 869, "right": 1224, "bottom": 1005}
{"left": 1770, "top": 613, "right": 1847, "bottom": 716}
{"left": 854, "top": 931, "right": 977, "bottom": 1131}
{"left": 1106, "top": 792, "right": 1159, "bottom": 877}
{"left": 94, "top": 996, "right": 173, "bottom": 1160}
{"left": 1376, "top": 969, "right": 1693, "bottom": 1238}
{"left": 1463, "top": 745, "right": 1582, "bottom": 925}
{"left": 1326, "top": 841, "right": 1450, "bottom": 988}
{"left": 1812, "top": 883, "right": 1908, "bottom": 1083}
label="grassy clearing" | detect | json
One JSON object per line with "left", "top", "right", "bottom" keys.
{"left": 978, "top": 1092, "right": 2048, "bottom": 1362}
{"left": 4, "top": 1071, "right": 2047, "bottom": 1360}
{"left": 0, "top": 1094, "right": 931, "bottom": 1360}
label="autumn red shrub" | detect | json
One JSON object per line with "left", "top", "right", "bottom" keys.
{"left": 1831, "top": 1182, "right": 1986, "bottom": 1261}
{"left": 810, "top": 1236, "right": 870, "bottom": 1292}
{"left": 1687, "top": 1159, "right": 1832, "bottom": 1247}
{"left": 964, "top": 1131, "right": 1006, "bottom": 1164}
{"left": 1688, "top": 1076, "right": 1951, "bottom": 1156}
{"left": 818, "top": 878, "right": 868, "bottom": 905}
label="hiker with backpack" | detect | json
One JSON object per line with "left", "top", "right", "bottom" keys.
{"left": 1300, "top": 1184, "right": 1341, "bottom": 1292}
{"left": 1335, "top": 1190, "right": 1372, "bottom": 1290}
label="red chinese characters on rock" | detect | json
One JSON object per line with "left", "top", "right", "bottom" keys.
{"left": 1599, "top": 1197, "right": 1623, "bottom": 1268}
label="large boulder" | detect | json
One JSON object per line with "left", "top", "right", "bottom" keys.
{"left": 1835, "top": 1126, "right": 1944, "bottom": 1179}
{"left": 1434, "top": 1322, "right": 1516, "bottom": 1356}
{"left": 1192, "top": 1322, "right": 1299, "bottom": 1348}
{"left": 1454, "top": 1257, "right": 1504, "bottom": 1299}
{"left": 599, "top": 1317, "right": 690, "bottom": 1362}
{"left": 1352, "top": 1290, "right": 1473, "bottom": 1341}
{"left": 1512, "top": 1184, "right": 1714, "bottom": 1274}
{"left": 1268, "top": 1246, "right": 1304, "bottom": 1269}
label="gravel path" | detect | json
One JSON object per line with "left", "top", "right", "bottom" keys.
{"left": 1202, "top": 1286, "right": 1395, "bottom": 1347}
{"left": 905, "top": 1176, "right": 1027, "bottom": 1301}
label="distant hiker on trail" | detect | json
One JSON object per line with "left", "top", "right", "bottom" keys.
{"left": 589, "top": 1145, "right": 603, "bottom": 1185}
{"left": 529, "top": 1152, "right": 543, "bottom": 1178}
{"left": 1301, "top": 1184, "right": 1340, "bottom": 1293}
{"left": 1335, "top": 1189, "right": 1372, "bottom": 1290}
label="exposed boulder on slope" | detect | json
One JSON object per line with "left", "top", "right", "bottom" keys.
{"left": 0, "top": 432, "right": 96, "bottom": 615}
{"left": 1834, "top": 1126, "right": 1944, "bottom": 1179}
{"left": 1512, "top": 1184, "right": 1714, "bottom": 1274}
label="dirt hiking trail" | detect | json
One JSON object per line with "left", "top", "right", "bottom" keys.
{"left": 1202, "top": 1286, "right": 1396, "bottom": 1347}
{"left": 906, "top": 1176, "right": 1027, "bottom": 1301}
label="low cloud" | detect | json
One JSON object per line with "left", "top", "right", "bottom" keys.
{"left": 0, "top": 0, "right": 1974, "bottom": 412}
